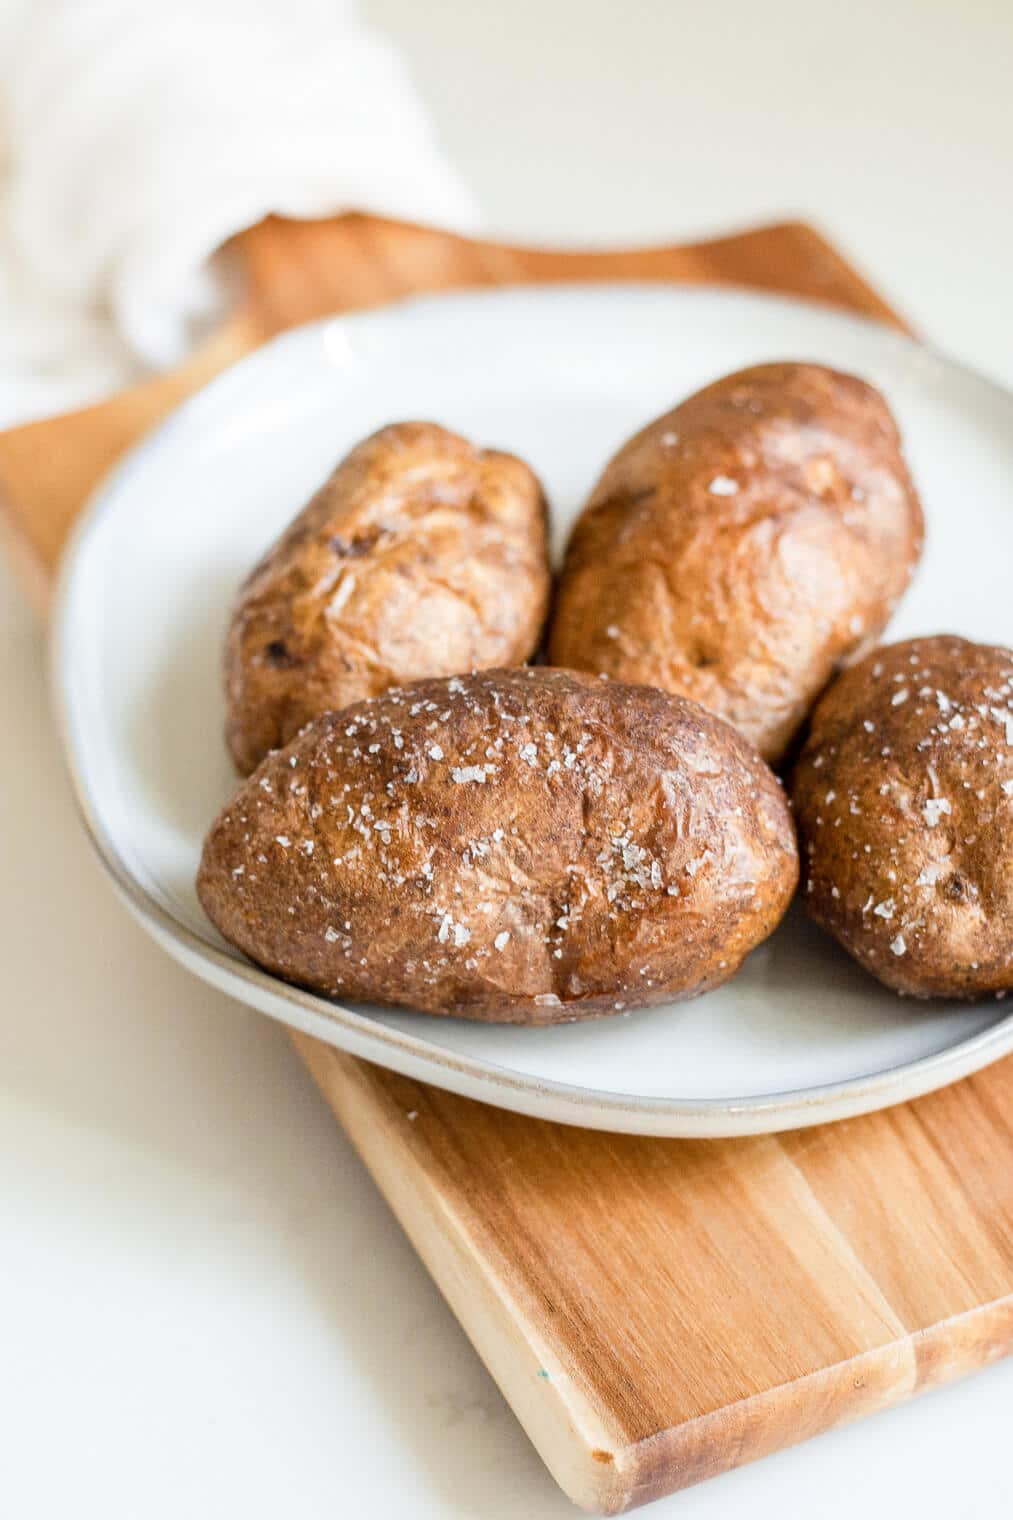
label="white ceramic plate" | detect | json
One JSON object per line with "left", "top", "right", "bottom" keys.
{"left": 53, "top": 284, "right": 1013, "bottom": 1137}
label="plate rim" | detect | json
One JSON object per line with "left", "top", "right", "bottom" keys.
{"left": 50, "top": 279, "right": 1013, "bottom": 1137}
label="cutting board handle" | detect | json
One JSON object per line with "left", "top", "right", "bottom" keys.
{"left": 0, "top": 212, "right": 904, "bottom": 610}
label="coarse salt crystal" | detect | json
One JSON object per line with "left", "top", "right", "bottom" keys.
{"left": 707, "top": 475, "right": 739, "bottom": 496}
{"left": 891, "top": 689, "right": 909, "bottom": 707}
{"left": 923, "top": 798, "right": 951, "bottom": 826}
{"left": 452, "top": 765, "right": 488, "bottom": 783}
{"left": 428, "top": 744, "right": 444, "bottom": 761}
{"left": 494, "top": 931, "right": 510, "bottom": 951}
{"left": 890, "top": 934, "right": 907, "bottom": 956}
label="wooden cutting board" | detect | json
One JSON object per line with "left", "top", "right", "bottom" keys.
{"left": 2, "top": 215, "right": 1011, "bottom": 1513}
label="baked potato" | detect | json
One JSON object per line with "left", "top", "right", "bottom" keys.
{"left": 198, "top": 668, "right": 798, "bottom": 1023}
{"left": 548, "top": 362, "right": 924, "bottom": 764}
{"left": 792, "top": 636, "right": 1013, "bottom": 999}
{"left": 224, "top": 421, "right": 551, "bottom": 774}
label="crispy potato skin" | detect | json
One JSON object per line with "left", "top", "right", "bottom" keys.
{"left": 224, "top": 422, "right": 551, "bottom": 774}
{"left": 548, "top": 363, "right": 924, "bottom": 764}
{"left": 199, "top": 669, "right": 798, "bottom": 1024}
{"left": 792, "top": 637, "right": 1013, "bottom": 999}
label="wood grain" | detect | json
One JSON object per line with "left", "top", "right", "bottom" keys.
{"left": 2, "top": 212, "right": 1010, "bottom": 1513}
{"left": 297, "top": 1039, "right": 1013, "bottom": 1511}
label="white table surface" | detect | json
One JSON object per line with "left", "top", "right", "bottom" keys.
{"left": 4, "top": 2, "right": 1012, "bottom": 1515}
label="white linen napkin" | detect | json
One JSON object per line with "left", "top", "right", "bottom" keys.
{"left": 0, "top": 0, "right": 478, "bottom": 426}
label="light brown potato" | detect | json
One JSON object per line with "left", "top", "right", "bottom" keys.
{"left": 549, "top": 363, "right": 924, "bottom": 764}
{"left": 198, "top": 668, "right": 798, "bottom": 1024}
{"left": 224, "top": 421, "right": 551, "bottom": 774}
{"left": 792, "top": 636, "right": 1013, "bottom": 999}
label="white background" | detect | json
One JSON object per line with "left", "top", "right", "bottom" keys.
{"left": 3, "top": 1, "right": 1012, "bottom": 1516}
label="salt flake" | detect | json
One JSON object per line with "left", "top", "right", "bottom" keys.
{"left": 452, "top": 765, "right": 488, "bottom": 784}
{"left": 707, "top": 475, "right": 739, "bottom": 497}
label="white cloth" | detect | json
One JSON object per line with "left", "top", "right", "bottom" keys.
{"left": 0, "top": 0, "right": 478, "bottom": 426}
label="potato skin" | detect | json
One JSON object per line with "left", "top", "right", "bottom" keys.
{"left": 548, "top": 363, "right": 924, "bottom": 764}
{"left": 224, "top": 422, "right": 551, "bottom": 774}
{"left": 198, "top": 668, "right": 798, "bottom": 1024}
{"left": 792, "top": 637, "right": 1013, "bottom": 999}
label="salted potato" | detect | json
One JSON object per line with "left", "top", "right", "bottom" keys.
{"left": 793, "top": 637, "right": 1013, "bottom": 999}
{"left": 549, "top": 363, "right": 924, "bottom": 764}
{"left": 198, "top": 668, "right": 798, "bottom": 1024}
{"left": 224, "top": 422, "right": 551, "bottom": 774}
